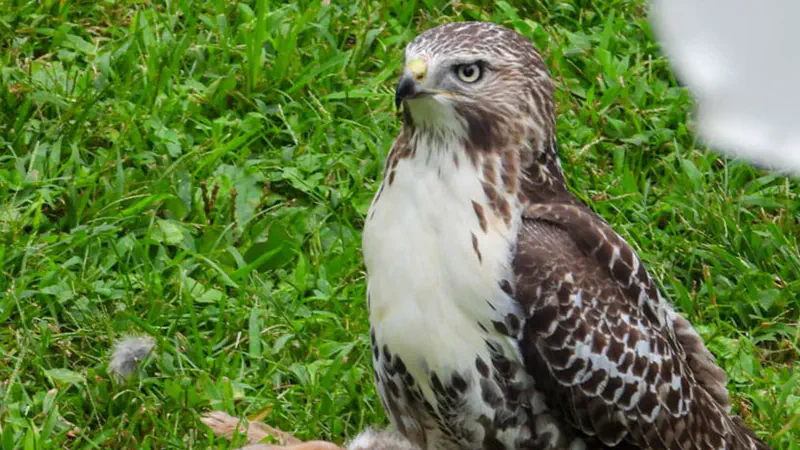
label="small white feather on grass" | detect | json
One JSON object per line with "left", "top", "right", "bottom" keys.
{"left": 109, "top": 335, "right": 156, "bottom": 381}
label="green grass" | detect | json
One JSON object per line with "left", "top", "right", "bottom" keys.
{"left": 1, "top": 0, "right": 798, "bottom": 448}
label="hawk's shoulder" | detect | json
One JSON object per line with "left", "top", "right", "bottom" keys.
{"left": 512, "top": 203, "right": 764, "bottom": 450}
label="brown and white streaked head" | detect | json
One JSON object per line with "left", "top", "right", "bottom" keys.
{"left": 394, "top": 21, "right": 557, "bottom": 160}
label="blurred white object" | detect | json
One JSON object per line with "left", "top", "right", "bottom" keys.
{"left": 650, "top": 0, "right": 800, "bottom": 174}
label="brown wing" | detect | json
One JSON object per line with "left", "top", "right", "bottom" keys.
{"left": 513, "top": 203, "right": 769, "bottom": 450}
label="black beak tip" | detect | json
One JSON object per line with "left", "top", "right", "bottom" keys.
{"left": 395, "top": 76, "right": 416, "bottom": 109}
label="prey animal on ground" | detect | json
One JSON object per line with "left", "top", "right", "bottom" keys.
{"left": 361, "top": 21, "right": 771, "bottom": 450}
{"left": 201, "top": 411, "right": 419, "bottom": 450}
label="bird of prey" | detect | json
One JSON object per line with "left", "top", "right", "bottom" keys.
{"left": 361, "top": 21, "right": 771, "bottom": 450}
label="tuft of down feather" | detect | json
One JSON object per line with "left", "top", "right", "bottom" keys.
{"left": 109, "top": 335, "right": 155, "bottom": 381}
{"left": 345, "top": 428, "right": 419, "bottom": 450}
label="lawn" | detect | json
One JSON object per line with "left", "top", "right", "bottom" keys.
{"left": 0, "top": 0, "right": 798, "bottom": 449}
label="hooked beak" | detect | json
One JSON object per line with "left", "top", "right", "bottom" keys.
{"left": 395, "top": 57, "right": 428, "bottom": 109}
{"left": 395, "top": 75, "right": 418, "bottom": 109}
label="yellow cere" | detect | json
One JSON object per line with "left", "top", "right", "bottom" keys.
{"left": 407, "top": 57, "right": 428, "bottom": 80}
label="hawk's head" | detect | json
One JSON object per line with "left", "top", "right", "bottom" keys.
{"left": 396, "top": 22, "right": 556, "bottom": 153}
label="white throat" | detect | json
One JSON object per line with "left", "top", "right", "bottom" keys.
{"left": 405, "top": 96, "right": 467, "bottom": 138}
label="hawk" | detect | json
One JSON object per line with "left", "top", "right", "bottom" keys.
{"left": 362, "top": 21, "right": 771, "bottom": 450}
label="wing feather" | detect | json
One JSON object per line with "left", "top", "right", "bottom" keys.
{"left": 513, "top": 203, "right": 769, "bottom": 450}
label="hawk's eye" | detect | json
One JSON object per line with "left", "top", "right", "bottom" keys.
{"left": 455, "top": 63, "right": 482, "bottom": 83}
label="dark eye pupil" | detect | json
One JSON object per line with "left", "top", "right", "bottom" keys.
{"left": 462, "top": 66, "right": 474, "bottom": 77}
